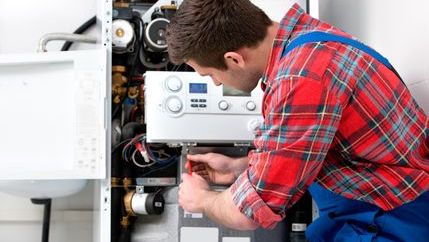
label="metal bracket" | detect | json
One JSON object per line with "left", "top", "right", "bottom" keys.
{"left": 136, "top": 185, "right": 145, "bottom": 194}
{"left": 234, "top": 142, "right": 252, "bottom": 147}
{"left": 166, "top": 143, "right": 182, "bottom": 148}
{"left": 180, "top": 142, "right": 197, "bottom": 147}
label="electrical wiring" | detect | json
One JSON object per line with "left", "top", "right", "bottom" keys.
{"left": 138, "top": 158, "right": 178, "bottom": 177}
{"left": 122, "top": 134, "right": 148, "bottom": 162}
{"left": 112, "top": 138, "right": 133, "bottom": 153}
{"left": 131, "top": 149, "right": 157, "bottom": 168}
{"left": 122, "top": 134, "right": 178, "bottom": 170}
{"left": 129, "top": 106, "right": 140, "bottom": 122}
{"left": 147, "top": 148, "right": 176, "bottom": 164}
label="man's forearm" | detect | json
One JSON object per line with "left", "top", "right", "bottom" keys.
{"left": 233, "top": 156, "right": 250, "bottom": 180}
{"left": 202, "top": 187, "right": 258, "bottom": 230}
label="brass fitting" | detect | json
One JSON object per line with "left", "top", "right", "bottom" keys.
{"left": 160, "top": 4, "right": 178, "bottom": 11}
{"left": 112, "top": 65, "right": 128, "bottom": 104}
{"left": 120, "top": 215, "right": 131, "bottom": 228}
{"left": 123, "top": 190, "right": 136, "bottom": 216}
{"left": 122, "top": 177, "right": 133, "bottom": 191}
{"left": 113, "top": 0, "right": 129, "bottom": 8}
{"left": 111, "top": 177, "right": 121, "bottom": 187}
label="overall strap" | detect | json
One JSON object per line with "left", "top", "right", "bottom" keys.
{"left": 281, "top": 31, "right": 403, "bottom": 82}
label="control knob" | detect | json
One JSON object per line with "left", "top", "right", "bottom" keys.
{"left": 166, "top": 97, "right": 183, "bottom": 113}
{"left": 246, "top": 101, "right": 256, "bottom": 111}
{"left": 165, "top": 76, "right": 182, "bottom": 92}
{"left": 218, "top": 100, "right": 229, "bottom": 111}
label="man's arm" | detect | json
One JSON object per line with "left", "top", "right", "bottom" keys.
{"left": 203, "top": 188, "right": 259, "bottom": 230}
{"left": 179, "top": 173, "right": 259, "bottom": 230}
{"left": 229, "top": 76, "right": 344, "bottom": 228}
{"left": 187, "top": 153, "right": 249, "bottom": 185}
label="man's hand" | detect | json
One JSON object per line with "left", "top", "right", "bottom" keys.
{"left": 186, "top": 153, "right": 248, "bottom": 185}
{"left": 178, "top": 173, "right": 214, "bottom": 213}
{"left": 178, "top": 173, "right": 259, "bottom": 230}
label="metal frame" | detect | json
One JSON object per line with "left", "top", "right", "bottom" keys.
{"left": 94, "top": 0, "right": 112, "bottom": 241}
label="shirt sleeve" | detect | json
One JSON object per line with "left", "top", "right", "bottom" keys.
{"left": 230, "top": 76, "right": 343, "bottom": 228}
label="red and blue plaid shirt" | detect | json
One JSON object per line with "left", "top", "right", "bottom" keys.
{"left": 231, "top": 4, "right": 429, "bottom": 228}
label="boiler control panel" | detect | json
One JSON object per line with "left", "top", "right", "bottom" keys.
{"left": 145, "top": 71, "right": 264, "bottom": 144}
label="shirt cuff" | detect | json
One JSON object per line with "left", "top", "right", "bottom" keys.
{"left": 230, "top": 166, "right": 283, "bottom": 229}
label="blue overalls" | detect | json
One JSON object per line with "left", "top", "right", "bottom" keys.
{"left": 281, "top": 32, "right": 429, "bottom": 241}
{"left": 307, "top": 183, "right": 429, "bottom": 242}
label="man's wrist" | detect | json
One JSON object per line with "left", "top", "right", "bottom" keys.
{"left": 232, "top": 156, "right": 249, "bottom": 179}
{"left": 201, "top": 190, "right": 220, "bottom": 214}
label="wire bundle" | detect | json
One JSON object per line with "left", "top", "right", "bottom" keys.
{"left": 122, "top": 134, "right": 177, "bottom": 170}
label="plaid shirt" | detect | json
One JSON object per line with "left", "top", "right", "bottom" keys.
{"left": 231, "top": 4, "right": 429, "bottom": 228}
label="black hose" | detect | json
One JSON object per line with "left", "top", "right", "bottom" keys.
{"left": 61, "top": 16, "right": 97, "bottom": 51}
{"left": 111, "top": 187, "right": 123, "bottom": 242}
{"left": 31, "top": 198, "right": 52, "bottom": 242}
{"left": 111, "top": 141, "right": 124, "bottom": 242}
{"left": 306, "top": 0, "right": 310, "bottom": 14}
{"left": 119, "top": 229, "right": 132, "bottom": 242}
{"left": 121, "top": 122, "right": 145, "bottom": 141}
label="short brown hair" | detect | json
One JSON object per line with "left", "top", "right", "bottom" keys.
{"left": 166, "top": 0, "right": 272, "bottom": 69}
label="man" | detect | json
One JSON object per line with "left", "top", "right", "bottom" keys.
{"left": 166, "top": 1, "right": 429, "bottom": 241}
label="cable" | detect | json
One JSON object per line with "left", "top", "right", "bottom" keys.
{"left": 31, "top": 199, "right": 52, "bottom": 242}
{"left": 147, "top": 148, "right": 176, "bottom": 164}
{"left": 61, "top": 16, "right": 97, "bottom": 51}
{"left": 306, "top": 0, "right": 310, "bottom": 14}
{"left": 139, "top": 159, "right": 178, "bottom": 177}
{"left": 122, "top": 134, "right": 153, "bottom": 164}
{"left": 131, "top": 149, "right": 157, "bottom": 168}
{"left": 121, "top": 134, "right": 179, "bottom": 172}
{"left": 112, "top": 138, "right": 133, "bottom": 153}
{"left": 126, "top": 14, "right": 144, "bottom": 77}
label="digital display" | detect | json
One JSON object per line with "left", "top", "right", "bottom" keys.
{"left": 189, "top": 83, "right": 207, "bottom": 94}
{"left": 223, "top": 85, "right": 251, "bottom": 97}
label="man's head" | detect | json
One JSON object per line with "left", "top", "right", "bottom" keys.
{"left": 166, "top": 0, "right": 273, "bottom": 92}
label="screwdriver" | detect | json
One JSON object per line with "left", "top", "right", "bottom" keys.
{"left": 187, "top": 160, "right": 193, "bottom": 175}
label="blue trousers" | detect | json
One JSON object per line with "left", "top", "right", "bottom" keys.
{"left": 306, "top": 183, "right": 429, "bottom": 242}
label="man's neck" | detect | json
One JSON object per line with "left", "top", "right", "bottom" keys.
{"left": 259, "top": 22, "right": 279, "bottom": 75}
{"left": 242, "top": 22, "right": 279, "bottom": 76}
{"left": 235, "top": 21, "right": 280, "bottom": 89}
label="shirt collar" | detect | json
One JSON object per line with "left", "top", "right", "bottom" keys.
{"left": 276, "top": 3, "right": 305, "bottom": 45}
{"left": 260, "top": 3, "right": 305, "bottom": 88}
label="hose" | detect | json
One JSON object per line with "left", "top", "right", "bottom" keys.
{"left": 61, "top": 16, "right": 97, "bottom": 51}
{"left": 38, "top": 33, "right": 96, "bottom": 52}
{"left": 31, "top": 198, "right": 52, "bottom": 242}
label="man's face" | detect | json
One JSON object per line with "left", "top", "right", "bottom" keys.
{"left": 186, "top": 59, "right": 260, "bottom": 93}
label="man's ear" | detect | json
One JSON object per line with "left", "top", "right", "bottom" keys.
{"left": 224, "top": 51, "right": 245, "bottom": 69}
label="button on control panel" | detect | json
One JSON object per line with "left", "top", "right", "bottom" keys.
{"left": 246, "top": 101, "right": 256, "bottom": 111}
{"left": 218, "top": 100, "right": 229, "bottom": 111}
{"left": 190, "top": 98, "right": 207, "bottom": 109}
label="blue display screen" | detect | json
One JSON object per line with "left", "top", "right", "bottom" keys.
{"left": 189, "top": 83, "right": 207, "bottom": 94}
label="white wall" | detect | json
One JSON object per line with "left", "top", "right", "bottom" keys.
{"left": 0, "top": 0, "right": 97, "bottom": 53}
{"left": 319, "top": 0, "right": 429, "bottom": 113}
{"left": 251, "top": 0, "right": 307, "bottom": 22}
{"left": 0, "top": 1, "right": 97, "bottom": 241}
{"left": 0, "top": 184, "right": 94, "bottom": 242}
